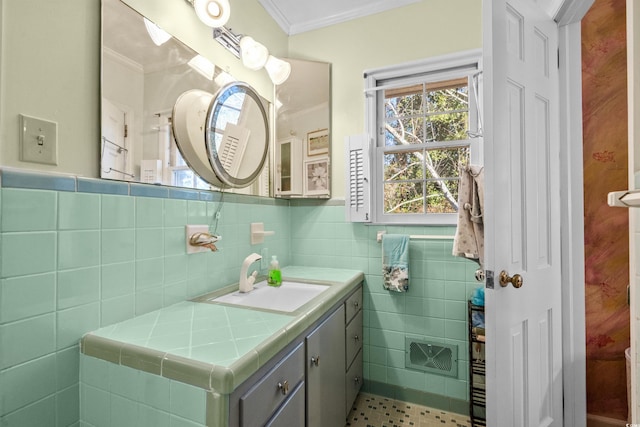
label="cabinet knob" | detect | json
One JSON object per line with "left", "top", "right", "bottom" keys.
{"left": 311, "top": 356, "right": 320, "bottom": 366}
{"left": 277, "top": 380, "right": 289, "bottom": 395}
{"left": 353, "top": 301, "right": 360, "bottom": 309}
{"left": 353, "top": 335, "right": 360, "bottom": 342}
{"left": 354, "top": 376, "right": 361, "bottom": 384}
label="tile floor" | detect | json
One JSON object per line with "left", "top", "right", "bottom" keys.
{"left": 346, "top": 393, "right": 471, "bottom": 427}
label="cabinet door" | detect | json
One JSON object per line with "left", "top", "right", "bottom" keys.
{"left": 306, "top": 306, "right": 346, "bottom": 427}
{"left": 275, "top": 137, "right": 302, "bottom": 196}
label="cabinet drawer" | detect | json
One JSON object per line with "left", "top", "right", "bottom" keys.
{"left": 345, "top": 348, "right": 363, "bottom": 417}
{"left": 265, "top": 381, "right": 305, "bottom": 427}
{"left": 345, "top": 286, "right": 363, "bottom": 323}
{"left": 240, "top": 342, "right": 305, "bottom": 427}
{"left": 346, "top": 310, "right": 363, "bottom": 368}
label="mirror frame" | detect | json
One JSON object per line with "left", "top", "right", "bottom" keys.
{"left": 205, "top": 82, "right": 270, "bottom": 188}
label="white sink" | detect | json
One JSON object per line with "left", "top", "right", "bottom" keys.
{"left": 208, "top": 280, "right": 330, "bottom": 313}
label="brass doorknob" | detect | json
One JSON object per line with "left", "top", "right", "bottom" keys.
{"left": 499, "top": 270, "right": 523, "bottom": 288}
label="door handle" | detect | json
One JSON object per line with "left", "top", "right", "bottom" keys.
{"left": 499, "top": 270, "right": 523, "bottom": 288}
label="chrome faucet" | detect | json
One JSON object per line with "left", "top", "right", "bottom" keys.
{"left": 239, "top": 253, "right": 262, "bottom": 293}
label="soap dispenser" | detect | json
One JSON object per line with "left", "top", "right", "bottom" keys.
{"left": 268, "top": 255, "right": 282, "bottom": 287}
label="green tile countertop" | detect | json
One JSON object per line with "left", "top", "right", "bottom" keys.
{"left": 81, "top": 266, "right": 364, "bottom": 394}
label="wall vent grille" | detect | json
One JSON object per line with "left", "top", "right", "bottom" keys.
{"left": 405, "top": 338, "right": 458, "bottom": 378}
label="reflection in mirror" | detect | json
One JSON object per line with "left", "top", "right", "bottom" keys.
{"left": 275, "top": 59, "right": 331, "bottom": 198}
{"left": 171, "top": 82, "right": 269, "bottom": 189}
{"left": 205, "top": 83, "right": 269, "bottom": 187}
{"left": 100, "top": 0, "right": 270, "bottom": 195}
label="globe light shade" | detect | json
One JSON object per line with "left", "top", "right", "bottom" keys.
{"left": 188, "top": 55, "right": 215, "bottom": 80}
{"left": 264, "top": 56, "right": 291, "bottom": 85}
{"left": 239, "top": 36, "right": 269, "bottom": 71}
{"left": 193, "top": 0, "right": 230, "bottom": 28}
{"left": 214, "top": 71, "right": 236, "bottom": 87}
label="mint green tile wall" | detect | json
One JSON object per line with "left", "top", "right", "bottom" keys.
{"left": 290, "top": 204, "right": 481, "bottom": 407}
{"left": 80, "top": 354, "right": 207, "bottom": 427}
{"left": 0, "top": 187, "right": 290, "bottom": 426}
{"left": 0, "top": 181, "right": 477, "bottom": 425}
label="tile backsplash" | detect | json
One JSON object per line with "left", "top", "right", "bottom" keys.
{"left": 0, "top": 170, "right": 480, "bottom": 425}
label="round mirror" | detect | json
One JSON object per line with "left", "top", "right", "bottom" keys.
{"left": 172, "top": 82, "right": 269, "bottom": 189}
{"left": 205, "top": 82, "right": 269, "bottom": 188}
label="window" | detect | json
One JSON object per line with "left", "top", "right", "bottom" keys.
{"left": 170, "top": 149, "right": 211, "bottom": 189}
{"left": 347, "top": 50, "right": 482, "bottom": 225}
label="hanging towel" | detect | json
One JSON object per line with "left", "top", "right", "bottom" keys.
{"left": 382, "top": 234, "right": 410, "bottom": 292}
{"left": 453, "top": 165, "right": 485, "bottom": 266}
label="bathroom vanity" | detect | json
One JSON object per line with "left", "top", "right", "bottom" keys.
{"left": 80, "top": 266, "right": 363, "bottom": 427}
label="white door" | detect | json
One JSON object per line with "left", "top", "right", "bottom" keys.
{"left": 483, "top": 0, "right": 563, "bottom": 425}
{"left": 101, "top": 98, "right": 131, "bottom": 180}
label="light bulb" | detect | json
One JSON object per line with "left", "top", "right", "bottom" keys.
{"left": 264, "top": 56, "right": 291, "bottom": 85}
{"left": 193, "top": 0, "right": 230, "bottom": 28}
{"left": 239, "top": 36, "right": 269, "bottom": 71}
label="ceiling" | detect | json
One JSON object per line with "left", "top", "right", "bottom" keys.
{"left": 257, "top": 0, "right": 421, "bottom": 35}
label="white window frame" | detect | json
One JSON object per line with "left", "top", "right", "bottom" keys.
{"left": 364, "top": 49, "right": 483, "bottom": 225}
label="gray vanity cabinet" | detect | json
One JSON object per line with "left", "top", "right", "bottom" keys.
{"left": 306, "top": 305, "right": 346, "bottom": 427}
{"left": 230, "top": 284, "right": 363, "bottom": 427}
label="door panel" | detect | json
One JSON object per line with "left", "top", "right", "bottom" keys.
{"left": 484, "top": 0, "right": 563, "bottom": 425}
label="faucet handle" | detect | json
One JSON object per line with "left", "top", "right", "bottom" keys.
{"left": 247, "top": 271, "right": 258, "bottom": 287}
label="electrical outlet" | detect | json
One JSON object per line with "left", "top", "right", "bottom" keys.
{"left": 19, "top": 114, "right": 58, "bottom": 165}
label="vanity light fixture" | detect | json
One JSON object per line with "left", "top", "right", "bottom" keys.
{"left": 143, "top": 18, "right": 172, "bottom": 46}
{"left": 212, "top": 27, "right": 291, "bottom": 85}
{"left": 188, "top": 55, "right": 216, "bottom": 80}
{"left": 264, "top": 55, "right": 291, "bottom": 85}
{"left": 239, "top": 36, "right": 269, "bottom": 71}
{"left": 192, "top": 0, "right": 230, "bottom": 28}
{"left": 213, "top": 26, "right": 241, "bottom": 58}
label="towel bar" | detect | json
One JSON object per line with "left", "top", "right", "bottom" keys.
{"left": 376, "top": 231, "right": 455, "bottom": 243}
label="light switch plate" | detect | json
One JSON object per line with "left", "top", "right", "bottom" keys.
{"left": 19, "top": 114, "right": 58, "bottom": 165}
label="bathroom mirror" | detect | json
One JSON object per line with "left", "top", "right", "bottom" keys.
{"left": 100, "top": 0, "right": 270, "bottom": 194}
{"left": 101, "top": 0, "right": 332, "bottom": 197}
{"left": 172, "top": 82, "right": 269, "bottom": 188}
{"left": 274, "top": 59, "right": 331, "bottom": 198}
